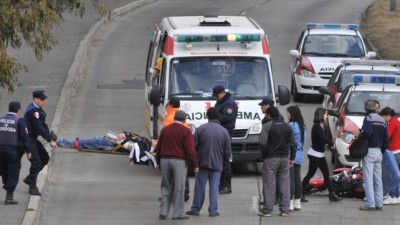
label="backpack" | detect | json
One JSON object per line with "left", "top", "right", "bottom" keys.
{"left": 348, "top": 132, "right": 369, "bottom": 159}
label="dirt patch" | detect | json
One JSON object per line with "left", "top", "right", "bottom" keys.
{"left": 360, "top": 0, "right": 400, "bottom": 59}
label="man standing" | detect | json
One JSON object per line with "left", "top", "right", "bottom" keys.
{"left": 258, "top": 97, "right": 284, "bottom": 125}
{"left": 359, "top": 99, "right": 388, "bottom": 211}
{"left": 23, "top": 90, "right": 57, "bottom": 196}
{"left": 186, "top": 107, "right": 231, "bottom": 217}
{"left": 155, "top": 110, "right": 199, "bottom": 220}
{"left": 213, "top": 85, "right": 238, "bottom": 194}
{"left": 258, "top": 106, "right": 296, "bottom": 217}
{"left": 0, "top": 101, "right": 31, "bottom": 205}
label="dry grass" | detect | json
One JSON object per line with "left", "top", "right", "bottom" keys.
{"left": 360, "top": 0, "right": 400, "bottom": 60}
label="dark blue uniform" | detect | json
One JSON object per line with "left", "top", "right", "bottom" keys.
{"left": 214, "top": 92, "right": 238, "bottom": 188}
{"left": 0, "top": 113, "right": 30, "bottom": 192}
{"left": 24, "top": 103, "right": 51, "bottom": 181}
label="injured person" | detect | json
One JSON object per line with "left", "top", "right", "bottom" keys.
{"left": 57, "top": 131, "right": 157, "bottom": 167}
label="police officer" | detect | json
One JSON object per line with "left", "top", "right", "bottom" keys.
{"left": 212, "top": 85, "right": 238, "bottom": 194}
{"left": 0, "top": 101, "right": 31, "bottom": 205}
{"left": 23, "top": 90, "right": 57, "bottom": 196}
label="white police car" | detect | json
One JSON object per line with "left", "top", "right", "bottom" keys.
{"left": 289, "top": 23, "right": 376, "bottom": 102}
{"left": 328, "top": 74, "right": 400, "bottom": 167}
{"left": 320, "top": 60, "right": 400, "bottom": 109}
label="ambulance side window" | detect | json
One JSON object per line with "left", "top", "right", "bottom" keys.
{"left": 145, "top": 40, "right": 156, "bottom": 85}
{"left": 159, "top": 58, "right": 167, "bottom": 99}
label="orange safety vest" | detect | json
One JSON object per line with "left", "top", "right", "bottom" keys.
{"left": 164, "top": 107, "right": 188, "bottom": 127}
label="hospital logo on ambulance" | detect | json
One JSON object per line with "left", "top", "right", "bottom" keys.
{"left": 33, "top": 112, "right": 40, "bottom": 119}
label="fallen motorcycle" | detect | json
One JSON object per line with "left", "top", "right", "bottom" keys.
{"left": 305, "top": 163, "right": 365, "bottom": 199}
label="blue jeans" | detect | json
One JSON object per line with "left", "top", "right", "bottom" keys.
{"left": 389, "top": 153, "right": 400, "bottom": 198}
{"left": 363, "top": 148, "right": 383, "bottom": 208}
{"left": 57, "top": 137, "right": 115, "bottom": 151}
{"left": 191, "top": 168, "right": 221, "bottom": 214}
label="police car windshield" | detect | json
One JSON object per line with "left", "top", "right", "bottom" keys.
{"left": 339, "top": 71, "right": 400, "bottom": 92}
{"left": 168, "top": 57, "right": 272, "bottom": 99}
{"left": 346, "top": 91, "right": 400, "bottom": 115}
{"left": 302, "top": 35, "right": 365, "bottom": 57}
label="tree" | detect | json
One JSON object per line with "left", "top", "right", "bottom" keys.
{"left": 0, "top": 0, "right": 108, "bottom": 98}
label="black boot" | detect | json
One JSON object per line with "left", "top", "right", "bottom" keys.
{"left": 23, "top": 175, "right": 31, "bottom": 186}
{"left": 329, "top": 191, "right": 342, "bottom": 202}
{"left": 219, "top": 177, "right": 232, "bottom": 194}
{"left": 29, "top": 179, "right": 41, "bottom": 196}
{"left": 219, "top": 177, "right": 225, "bottom": 192}
{"left": 301, "top": 194, "right": 308, "bottom": 202}
{"left": 5, "top": 191, "right": 18, "bottom": 205}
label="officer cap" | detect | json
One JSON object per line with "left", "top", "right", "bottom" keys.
{"left": 32, "top": 90, "right": 48, "bottom": 100}
{"left": 9, "top": 101, "right": 21, "bottom": 113}
{"left": 212, "top": 85, "right": 225, "bottom": 97}
{"left": 174, "top": 110, "right": 187, "bottom": 122}
{"left": 258, "top": 97, "right": 275, "bottom": 106}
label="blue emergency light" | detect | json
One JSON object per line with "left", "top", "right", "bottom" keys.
{"left": 307, "top": 23, "right": 358, "bottom": 30}
{"left": 175, "top": 34, "right": 261, "bottom": 43}
{"left": 353, "top": 74, "right": 400, "bottom": 84}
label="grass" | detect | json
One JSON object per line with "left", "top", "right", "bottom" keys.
{"left": 361, "top": 0, "right": 400, "bottom": 60}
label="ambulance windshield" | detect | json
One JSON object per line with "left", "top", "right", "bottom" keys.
{"left": 168, "top": 57, "right": 272, "bottom": 99}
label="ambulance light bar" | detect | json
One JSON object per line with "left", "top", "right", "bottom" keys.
{"left": 175, "top": 34, "right": 261, "bottom": 43}
{"left": 353, "top": 74, "right": 400, "bottom": 84}
{"left": 307, "top": 23, "right": 358, "bottom": 30}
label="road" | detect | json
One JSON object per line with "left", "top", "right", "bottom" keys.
{"left": 3, "top": 0, "right": 399, "bottom": 225}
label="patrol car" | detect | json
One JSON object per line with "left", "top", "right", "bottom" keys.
{"left": 320, "top": 60, "right": 400, "bottom": 109}
{"left": 144, "top": 16, "right": 290, "bottom": 163}
{"left": 328, "top": 75, "right": 400, "bottom": 167}
{"left": 289, "top": 23, "right": 376, "bottom": 102}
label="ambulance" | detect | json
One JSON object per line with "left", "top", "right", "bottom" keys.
{"left": 144, "top": 16, "right": 290, "bottom": 163}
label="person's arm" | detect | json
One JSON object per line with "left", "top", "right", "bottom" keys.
{"left": 315, "top": 124, "right": 334, "bottom": 146}
{"left": 387, "top": 120, "right": 395, "bottom": 139}
{"left": 288, "top": 126, "right": 297, "bottom": 161}
{"left": 218, "top": 104, "right": 237, "bottom": 124}
{"left": 29, "top": 110, "right": 52, "bottom": 142}
{"left": 183, "top": 131, "right": 198, "bottom": 171}
{"left": 223, "top": 131, "right": 232, "bottom": 163}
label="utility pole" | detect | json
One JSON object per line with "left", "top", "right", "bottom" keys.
{"left": 390, "top": 0, "right": 397, "bottom": 11}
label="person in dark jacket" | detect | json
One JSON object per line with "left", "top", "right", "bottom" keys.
{"left": 258, "top": 97, "right": 284, "bottom": 124}
{"left": 213, "top": 85, "right": 238, "bottom": 194}
{"left": 258, "top": 106, "right": 296, "bottom": 217}
{"left": 359, "top": 100, "right": 388, "bottom": 211}
{"left": 186, "top": 107, "right": 231, "bottom": 217}
{"left": 155, "top": 110, "right": 199, "bottom": 220}
{"left": 23, "top": 90, "right": 58, "bottom": 196}
{"left": 0, "top": 101, "right": 31, "bottom": 205}
{"left": 301, "top": 108, "right": 342, "bottom": 202}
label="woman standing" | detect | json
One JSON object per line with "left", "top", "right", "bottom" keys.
{"left": 380, "top": 107, "right": 400, "bottom": 204}
{"left": 287, "top": 106, "right": 306, "bottom": 210}
{"left": 302, "top": 108, "right": 342, "bottom": 202}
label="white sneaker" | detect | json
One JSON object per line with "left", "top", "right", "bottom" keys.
{"left": 397, "top": 197, "right": 400, "bottom": 203}
{"left": 289, "top": 199, "right": 294, "bottom": 211}
{"left": 383, "top": 196, "right": 396, "bottom": 205}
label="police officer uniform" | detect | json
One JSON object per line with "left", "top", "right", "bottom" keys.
{"left": 0, "top": 101, "right": 30, "bottom": 205}
{"left": 23, "top": 90, "right": 53, "bottom": 196}
{"left": 213, "top": 85, "right": 238, "bottom": 194}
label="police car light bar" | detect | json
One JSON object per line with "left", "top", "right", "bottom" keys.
{"left": 353, "top": 74, "right": 400, "bottom": 84}
{"left": 175, "top": 34, "right": 261, "bottom": 43}
{"left": 307, "top": 23, "right": 358, "bottom": 30}
{"left": 342, "top": 59, "right": 400, "bottom": 67}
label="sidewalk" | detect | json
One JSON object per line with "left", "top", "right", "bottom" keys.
{"left": 0, "top": 1, "right": 154, "bottom": 225}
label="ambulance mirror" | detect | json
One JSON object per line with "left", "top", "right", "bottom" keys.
{"left": 277, "top": 85, "right": 290, "bottom": 106}
{"left": 150, "top": 86, "right": 162, "bottom": 106}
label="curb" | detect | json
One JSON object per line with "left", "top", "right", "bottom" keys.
{"left": 21, "top": 1, "right": 156, "bottom": 224}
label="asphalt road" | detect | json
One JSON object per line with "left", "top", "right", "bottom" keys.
{"left": 2, "top": 0, "right": 400, "bottom": 225}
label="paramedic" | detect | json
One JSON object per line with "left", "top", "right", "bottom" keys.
{"left": 23, "top": 90, "right": 57, "bottom": 196}
{"left": 213, "top": 85, "right": 238, "bottom": 194}
{"left": 0, "top": 101, "right": 31, "bottom": 205}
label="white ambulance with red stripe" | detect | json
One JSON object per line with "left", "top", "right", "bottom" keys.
{"left": 144, "top": 16, "right": 290, "bottom": 163}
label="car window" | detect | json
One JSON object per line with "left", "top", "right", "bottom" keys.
{"left": 302, "top": 34, "right": 364, "bottom": 57}
{"left": 328, "top": 66, "right": 342, "bottom": 89}
{"left": 336, "top": 85, "right": 351, "bottom": 110}
{"left": 346, "top": 91, "right": 400, "bottom": 115}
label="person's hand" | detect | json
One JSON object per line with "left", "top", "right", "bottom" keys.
{"left": 289, "top": 160, "right": 294, "bottom": 168}
{"left": 26, "top": 152, "right": 32, "bottom": 160}
{"left": 194, "top": 167, "right": 199, "bottom": 174}
{"left": 50, "top": 140, "right": 58, "bottom": 148}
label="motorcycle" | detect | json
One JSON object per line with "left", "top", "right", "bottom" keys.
{"left": 305, "top": 162, "right": 365, "bottom": 199}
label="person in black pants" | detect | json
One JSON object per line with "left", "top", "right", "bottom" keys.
{"left": 213, "top": 85, "right": 238, "bottom": 194}
{"left": 0, "top": 101, "right": 31, "bottom": 205}
{"left": 301, "top": 108, "right": 341, "bottom": 202}
{"left": 23, "top": 90, "right": 58, "bottom": 196}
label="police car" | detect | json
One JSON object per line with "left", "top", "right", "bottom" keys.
{"left": 328, "top": 74, "right": 400, "bottom": 167}
{"left": 144, "top": 16, "right": 290, "bottom": 163}
{"left": 320, "top": 59, "right": 400, "bottom": 109}
{"left": 289, "top": 23, "right": 376, "bottom": 102}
